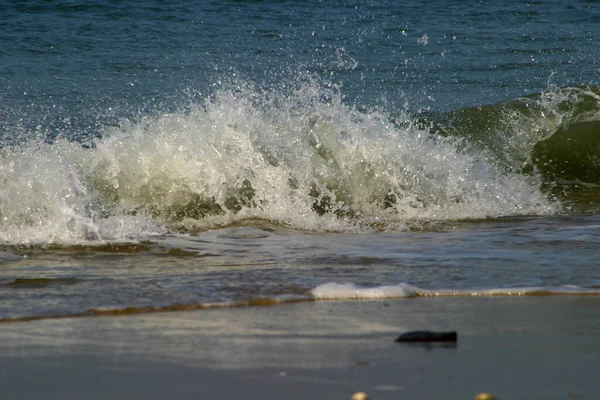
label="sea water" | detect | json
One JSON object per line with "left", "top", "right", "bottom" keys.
{"left": 1, "top": 0, "right": 600, "bottom": 321}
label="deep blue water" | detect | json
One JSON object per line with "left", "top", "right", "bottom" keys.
{"left": 2, "top": 0, "right": 599, "bottom": 141}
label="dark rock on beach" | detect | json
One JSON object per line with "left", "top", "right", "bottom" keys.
{"left": 395, "top": 331, "right": 458, "bottom": 343}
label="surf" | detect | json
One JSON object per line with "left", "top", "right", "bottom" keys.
{"left": 0, "top": 80, "right": 562, "bottom": 244}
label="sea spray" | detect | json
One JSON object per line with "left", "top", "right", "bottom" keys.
{"left": 0, "top": 81, "right": 557, "bottom": 244}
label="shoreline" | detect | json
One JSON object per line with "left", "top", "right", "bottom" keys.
{"left": 2, "top": 296, "right": 599, "bottom": 399}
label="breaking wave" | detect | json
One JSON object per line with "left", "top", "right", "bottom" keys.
{"left": 0, "top": 80, "right": 569, "bottom": 244}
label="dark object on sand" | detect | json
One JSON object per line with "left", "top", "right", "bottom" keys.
{"left": 395, "top": 331, "right": 458, "bottom": 343}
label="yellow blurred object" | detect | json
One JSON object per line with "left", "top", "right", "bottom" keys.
{"left": 475, "top": 393, "right": 497, "bottom": 400}
{"left": 351, "top": 392, "right": 370, "bottom": 400}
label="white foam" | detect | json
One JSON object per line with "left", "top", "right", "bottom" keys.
{"left": 310, "top": 282, "right": 600, "bottom": 300}
{"left": 311, "top": 282, "right": 421, "bottom": 299}
{"left": 0, "top": 80, "right": 558, "bottom": 244}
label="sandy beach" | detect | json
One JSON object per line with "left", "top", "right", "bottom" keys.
{"left": 1, "top": 296, "right": 599, "bottom": 400}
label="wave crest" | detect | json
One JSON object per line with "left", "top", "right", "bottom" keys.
{"left": 0, "top": 81, "right": 557, "bottom": 244}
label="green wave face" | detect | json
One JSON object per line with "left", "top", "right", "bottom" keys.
{"left": 533, "top": 120, "right": 600, "bottom": 184}
{"left": 431, "top": 86, "right": 600, "bottom": 210}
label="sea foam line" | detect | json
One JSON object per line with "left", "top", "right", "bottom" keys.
{"left": 310, "top": 282, "right": 600, "bottom": 299}
{"left": 2, "top": 282, "right": 598, "bottom": 323}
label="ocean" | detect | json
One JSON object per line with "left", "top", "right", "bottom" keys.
{"left": 1, "top": 0, "right": 600, "bottom": 322}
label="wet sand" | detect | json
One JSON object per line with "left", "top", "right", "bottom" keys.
{"left": 1, "top": 296, "right": 599, "bottom": 399}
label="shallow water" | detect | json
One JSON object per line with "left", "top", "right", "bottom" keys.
{"left": 1, "top": 0, "right": 600, "bottom": 320}
{"left": 2, "top": 214, "right": 600, "bottom": 320}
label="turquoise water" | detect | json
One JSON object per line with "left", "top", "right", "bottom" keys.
{"left": 1, "top": 0, "right": 600, "bottom": 320}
